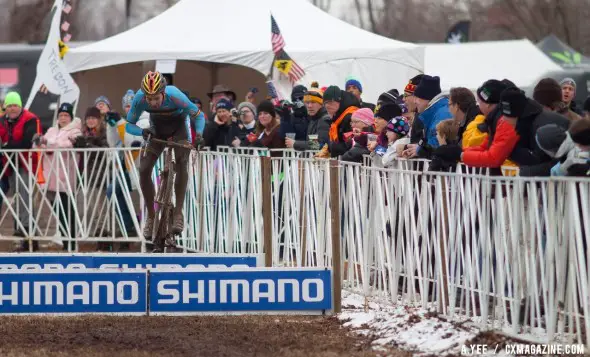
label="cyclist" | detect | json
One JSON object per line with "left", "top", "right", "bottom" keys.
{"left": 125, "top": 71, "right": 205, "bottom": 238}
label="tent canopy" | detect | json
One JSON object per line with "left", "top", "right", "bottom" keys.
{"left": 65, "top": 0, "right": 424, "bottom": 103}
{"left": 537, "top": 34, "right": 590, "bottom": 69}
{"left": 424, "top": 39, "right": 563, "bottom": 92}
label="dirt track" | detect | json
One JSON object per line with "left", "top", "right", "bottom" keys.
{"left": 0, "top": 315, "right": 410, "bottom": 357}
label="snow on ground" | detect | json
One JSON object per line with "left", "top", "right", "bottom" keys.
{"left": 339, "top": 291, "right": 478, "bottom": 356}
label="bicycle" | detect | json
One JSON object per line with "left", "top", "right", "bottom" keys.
{"left": 141, "top": 135, "right": 196, "bottom": 253}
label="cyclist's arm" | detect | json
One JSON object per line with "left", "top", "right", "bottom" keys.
{"left": 125, "top": 90, "right": 146, "bottom": 136}
{"left": 168, "top": 86, "right": 205, "bottom": 135}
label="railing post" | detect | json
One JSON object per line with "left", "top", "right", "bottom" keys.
{"left": 330, "top": 159, "right": 342, "bottom": 313}
{"left": 262, "top": 156, "right": 273, "bottom": 267}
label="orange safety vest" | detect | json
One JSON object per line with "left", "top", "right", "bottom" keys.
{"left": 329, "top": 106, "right": 358, "bottom": 142}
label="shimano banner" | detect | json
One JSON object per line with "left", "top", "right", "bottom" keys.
{"left": 150, "top": 269, "right": 332, "bottom": 314}
{"left": 0, "top": 254, "right": 262, "bottom": 270}
{"left": 0, "top": 271, "right": 146, "bottom": 314}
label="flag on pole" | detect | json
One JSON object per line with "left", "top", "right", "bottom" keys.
{"left": 63, "top": 3, "right": 72, "bottom": 14}
{"left": 274, "top": 50, "right": 305, "bottom": 83}
{"left": 25, "top": 0, "right": 80, "bottom": 109}
{"left": 270, "top": 15, "right": 285, "bottom": 54}
{"left": 61, "top": 21, "right": 70, "bottom": 32}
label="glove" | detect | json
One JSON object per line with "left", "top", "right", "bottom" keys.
{"left": 193, "top": 133, "right": 205, "bottom": 149}
{"left": 73, "top": 136, "right": 88, "bottom": 148}
{"left": 105, "top": 111, "right": 121, "bottom": 127}
{"left": 32, "top": 133, "right": 43, "bottom": 145}
{"left": 433, "top": 144, "right": 463, "bottom": 162}
{"left": 142, "top": 127, "right": 155, "bottom": 140}
{"left": 130, "top": 141, "right": 142, "bottom": 148}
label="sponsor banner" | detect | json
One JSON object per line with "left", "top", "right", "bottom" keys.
{"left": 0, "top": 254, "right": 262, "bottom": 271}
{"left": 150, "top": 268, "right": 332, "bottom": 314}
{"left": 0, "top": 271, "right": 146, "bottom": 314}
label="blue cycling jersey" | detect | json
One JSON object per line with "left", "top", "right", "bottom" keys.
{"left": 125, "top": 85, "right": 205, "bottom": 139}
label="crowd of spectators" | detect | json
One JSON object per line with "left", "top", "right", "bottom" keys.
{"left": 1, "top": 72, "right": 589, "bottom": 251}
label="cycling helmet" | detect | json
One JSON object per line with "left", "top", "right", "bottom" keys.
{"left": 141, "top": 71, "right": 166, "bottom": 95}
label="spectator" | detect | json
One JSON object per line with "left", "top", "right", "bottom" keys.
{"left": 203, "top": 99, "right": 235, "bottom": 151}
{"left": 368, "top": 104, "right": 402, "bottom": 156}
{"left": 560, "top": 78, "right": 584, "bottom": 116}
{"left": 280, "top": 85, "right": 308, "bottom": 142}
{"left": 207, "top": 84, "right": 237, "bottom": 117}
{"left": 376, "top": 89, "right": 401, "bottom": 109}
{"left": 429, "top": 119, "right": 460, "bottom": 172}
{"left": 447, "top": 87, "right": 485, "bottom": 148}
{"left": 551, "top": 118, "right": 590, "bottom": 176}
{"left": 287, "top": 83, "right": 330, "bottom": 151}
{"left": 534, "top": 78, "right": 581, "bottom": 122}
{"left": 36, "top": 103, "right": 82, "bottom": 250}
{"left": 341, "top": 108, "right": 374, "bottom": 163}
{"left": 94, "top": 96, "right": 112, "bottom": 118}
{"left": 121, "top": 90, "right": 134, "bottom": 114}
{"left": 246, "top": 100, "right": 284, "bottom": 152}
{"left": 231, "top": 102, "right": 257, "bottom": 148}
{"left": 402, "top": 75, "right": 452, "bottom": 159}
{"left": 381, "top": 116, "right": 411, "bottom": 167}
{"left": 345, "top": 76, "right": 375, "bottom": 111}
{"left": 519, "top": 124, "right": 574, "bottom": 176}
{"left": 0, "top": 91, "right": 42, "bottom": 249}
{"left": 434, "top": 87, "right": 527, "bottom": 169}
{"left": 74, "top": 107, "right": 110, "bottom": 241}
{"left": 321, "top": 86, "right": 360, "bottom": 158}
{"left": 403, "top": 74, "right": 424, "bottom": 144}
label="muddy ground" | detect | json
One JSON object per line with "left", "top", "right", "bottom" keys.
{"left": 0, "top": 315, "right": 411, "bottom": 357}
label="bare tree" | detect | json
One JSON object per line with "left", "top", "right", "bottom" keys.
{"left": 311, "top": 0, "right": 332, "bottom": 13}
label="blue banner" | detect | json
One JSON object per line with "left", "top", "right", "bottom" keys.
{"left": 0, "top": 271, "right": 146, "bottom": 314}
{"left": 0, "top": 254, "right": 260, "bottom": 270}
{"left": 150, "top": 269, "right": 332, "bottom": 313}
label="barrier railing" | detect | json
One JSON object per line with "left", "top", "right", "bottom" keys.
{"left": 0, "top": 147, "right": 588, "bottom": 344}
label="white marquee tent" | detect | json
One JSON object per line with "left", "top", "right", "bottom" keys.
{"left": 424, "top": 39, "right": 563, "bottom": 93}
{"left": 65, "top": 0, "right": 424, "bottom": 112}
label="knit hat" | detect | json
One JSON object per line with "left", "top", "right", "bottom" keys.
{"left": 501, "top": 79, "right": 516, "bottom": 88}
{"left": 345, "top": 76, "right": 363, "bottom": 93}
{"left": 533, "top": 78, "right": 562, "bottom": 109}
{"left": 237, "top": 101, "right": 257, "bottom": 116}
{"left": 257, "top": 100, "right": 276, "bottom": 117}
{"left": 122, "top": 90, "right": 135, "bottom": 109}
{"left": 291, "top": 85, "right": 308, "bottom": 102}
{"left": 404, "top": 74, "right": 424, "bottom": 96}
{"left": 323, "top": 86, "right": 343, "bottom": 102}
{"left": 569, "top": 118, "right": 590, "bottom": 146}
{"left": 3, "top": 91, "right": 22, "bottom": 107}
{"left": 304, "top": 81, "right": 324, "bottom": 104}
{"left": 500, "top": 87, "right": 527, "bottom": 118}
{"left": 84, "top": 106, "right": 101, "bottom": 119}
{"left": 399, "top": 103, "right": 408, "bottom": 114}
{"left": 216, "top": 98, "right": 234, "bottom": 111}
{"left": 58, "top": 102, "right": 74, "bottom": 119}
{"left": 535, "top": 124, "right": 568, "bottom": 158}
{"left": 377, "top": 89, "right": 399, "bottom": 105}
{"left": 375, "top": 104, "right": 402, "bottom": 122}
{"left": 414, "top": 75, "right": 441, "bottom": 101}
{"left": 94, "top": 96, "right": 111, "bottom": 109}
{"left": 477, "top": 79, "right": 507, "bottom": 104}
{"left": 560, "top": 77, "right": 577, "bottom": 91}
{"left": 386, "top": 116, "right": 410, "bottom": 137}
{"left": 352, "top": 108, "right": 375, "bottom": 126}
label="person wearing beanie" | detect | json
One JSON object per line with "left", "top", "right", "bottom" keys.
{"left": 402, "top": 75, "right": 452, "bottom": 159}
{"left": 321, "top": 85, "right": 360, "bottom": 158}
{"left": 203, "top": 98, "right": 236, "bottom": 151}
{"left": 518, "top": 123, "right": 575, "bottom": 176}
{"left": 435, "top": 87, "right": 526, "bottom": 167}
{"left": 476, "top": 79, "right": 507, "bottom": 114}
{"left": 376, "top": 89, "right": 400, "bottom": 109}
{"left": 245, "top": 100, "right": 284, "bottom": 153}
{"left": 94, "top": 96, "right": 112, "bottom": 116}
{"left": 549, "top": 118, "right": 590, "bottom": 176}
{"left": 369, "top": 104, "right": 403, "bottom": 156}
{"left": 560, "top": 77, "right": 584, "bottom": 116}
{"left": 122, "top": 90, "right": 135, "bottom": 114}
{"left": 37, "top": 102, "right": 82, "bottom": 250}
{"left": 345, "top": 75, "right": 375, "bottom": 112}
{"left": 341, "top": 109, "right": 374, "bottom": 163}
{"left": 351, "top": 108, "right": 375, "bottom": 128}
{"left": 0, "top": 91, "right": 43, "bottom": 247}
{"left": 287, "top": 82, "right": 331, "bottom": 151}
{"left": 380, "top": 116, "right": 411, "bottom": 167}
{"left": 230, "top": 101, "right": 258, "bottom": 148}
{"left": 281, "top": 85, "right": 310, "bottom": 147}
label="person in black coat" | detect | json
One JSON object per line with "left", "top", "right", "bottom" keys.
{"left": 230, "top": 102, "right": 257, "bottom": 148}
{"left": 203, "top": 99, "right": 236, "bottom": 151}
{"left": 323, "top": 86, "right": 360, "bottom": 158}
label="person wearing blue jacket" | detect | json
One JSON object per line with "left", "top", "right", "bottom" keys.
{"left": 401, "top": 75, "right": 452, "bottom": 159}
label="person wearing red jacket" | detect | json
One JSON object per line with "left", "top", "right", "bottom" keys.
{"left": 0, "top": 91, "right": 42, "bottom": 250}
{"left": 433, "top": 87, "right": 527, "bottom": 168}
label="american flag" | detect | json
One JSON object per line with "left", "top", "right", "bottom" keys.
{"left": 63, "top": 3, "right": 72, "bottom": 14}
{"left": 288, "top": 61, "right": 305, "bottom": 83}
{"left": 270, "top": 15, "right": 285, "bottom": 54}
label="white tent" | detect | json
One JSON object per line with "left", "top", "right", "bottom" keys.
{"left": 65, "top": 0, "right": 423, "bottom": 112}
{"left": 424, "top": 39, "right": 563, "bottom": 92}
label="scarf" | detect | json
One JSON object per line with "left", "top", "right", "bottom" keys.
{"left": 329, "top": 106, "right": 358, "bottom": 142}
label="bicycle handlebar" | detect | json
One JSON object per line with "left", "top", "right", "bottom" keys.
{"left": 148, "top": 137, "right": 196, "bottom": 151}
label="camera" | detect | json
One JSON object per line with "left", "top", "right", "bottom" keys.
{"left": 231, "top": 108, "right": 240, "bottom": 118}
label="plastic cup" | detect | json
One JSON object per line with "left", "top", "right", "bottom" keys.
{"left": 367, "top": 134, "right": 378, "bottom": 143}
{"left": 286, "top": 133, "right": 296, "bottom": 140}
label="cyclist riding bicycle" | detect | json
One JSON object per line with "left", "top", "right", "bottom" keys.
{"left": 125, "top": 71, "right": 205, "bottom": 238}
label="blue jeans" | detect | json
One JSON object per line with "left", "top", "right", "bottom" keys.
{"left": 106, "top": 171, "right": 135, "bottom": 234}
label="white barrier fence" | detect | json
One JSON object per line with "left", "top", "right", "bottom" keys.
{"left": 0, "top": 147, "right": 589, "bottom": 344}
